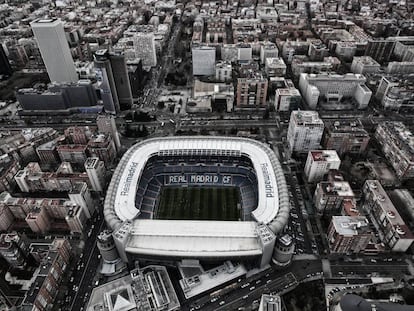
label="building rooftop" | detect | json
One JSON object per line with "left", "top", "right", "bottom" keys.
{"left": 320, "top": 181, "right": 354, "bottom": 197}
{"left": 292, "top": 110, "right": 324, "bottom": 125}
{"left": 325, "top": 120, "right": 369, "bottom": 136}
{"left": 310, "top": 150, "right": 340, "bottom": 162}
{"left": 332, "top": 216, "right": 370, "bottom": 236}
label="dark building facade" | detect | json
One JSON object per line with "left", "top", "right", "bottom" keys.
{"left": 0, "top": 44, "right": 12, "bottom": 76}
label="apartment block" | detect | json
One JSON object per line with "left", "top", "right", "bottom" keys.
{"left": 362, "top": 180, "right": 414, "bottom": 252}
{"left": 375, "top": 122, "right": 414, "bottom": 179}
{"left": 304, "top": 150, "right": 341, "bottom": 183}
{"left": 287, "top": 110, "right": 324, "bottom": 154}
{"left": 323, "top": 120, "right": 370, "bottom": 155}
{"left": 327, "top": 216, "right": 373, "bottom": 254}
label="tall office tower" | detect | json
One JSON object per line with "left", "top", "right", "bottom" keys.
{"left": 133, "top": 32, "right": 157, "bottom": 67}
{"left": 30, "top": 19, "right": 78, "bottom": 83}
{"left": 94, "top": 50, "right": 120, "bottom": 114}
{"left": 96, "top": 114, "right": 121, "bottom": 152}
{"left": 109, "top": 53, "right": 133, "bottom": 108}
{"left": 85, "top": 157, "right": 106, "bottom": 192}
{"left": 0, "top": 44, "right": 12, "bottom": 76}
{"left": 287, "top": 110, "right": 324, "bottom": 154}
{"left": 192, "top": 45, "right": 216, "bottom": 76}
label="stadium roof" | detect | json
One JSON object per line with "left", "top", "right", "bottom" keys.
{"left": 126, "top": 220, "right": 263, "bottom": 257}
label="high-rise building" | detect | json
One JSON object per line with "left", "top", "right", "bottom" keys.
{"left": 350, "top": 56, "right": 381, "bottom": 74}
{"left": 215, "top": 61, "right": 232, "bottom": 82}
{"left": 133, "top": 31, "right": 157, "bottom": 67}
{"left": 322, "top": 120, "right": 370, "bottom": 156}
{"left": 68, "top": 182, "right": 94, "bottom": 218}
{"left": 0, "top": 201, "right": 14, "bottom": 231}
{"left": 274, "top": 87, "right": 301, "bottom": 112}
{"left": 365, "top": 40, "right": 395, "bottom": 64}
{"left": 0, "top": 44, "right": 12, "bottom": 76}
{"left": 327, "top": 216, "right": 373, "bottom": 254}
{"left": 30, "top": 19, "right": 78, "bottom": 83}
{"left": 236, "top": 74, "right": 268, "bottom": 108}
{"left": 287, "top": 110, "right": 324, "bottom": 154}
{"left": 65, "top": 205, "right": 87, "bottom": 234}
{"left": 362, "top": 180, "right": 414, "bottom": 252}
{"left": 85, "top": 157, "right": 106, "bottom": 192}
{"left": 56, "top": 145, "right": 88, "bottom": 164}
{"left": 96, "top": 114, "right": 121, "bottom": 152}
{"left": 265, "top": 57, "right": 287, "bottom": 77}
{"left": 314, "top": 180, "right": 355, "bottom": 215}
{"left": 0, "top": 233, "right": 29, "bottom": 269}
{"left": 108, "top": 53, "right": 133, "bottom": 108}
{"left": 94, "top": 50, "right": 120, "bottom": 114}
{"left": 304, "top": 150, "right": 341, "bottom": 183}
{"left": 375, "top": 122, "right": 414, "bottom": 179}
{"left": 260, "top": 42, "right": 279, "bottom": 64}
{"left": 192, "top": 45, "right": 216, "bottom": 76}
{"left": 26, "top": 207, "right": 51, "bottom": 233}
{"left": 22, "top": 239, "right": 71, "bottom": 311}
{"left": 87, "top": 134, "right": 116, "bottom": 167}
{"left": 64, "top": 126, "right": 93, "bottom": 145}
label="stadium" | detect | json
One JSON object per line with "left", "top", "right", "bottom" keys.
{"left": 104, "top": 136, "right": 290, "bottom": 268}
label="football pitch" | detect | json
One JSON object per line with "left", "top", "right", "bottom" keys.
{"left": 155, "top": 186, "right": 241, "bottom": 221}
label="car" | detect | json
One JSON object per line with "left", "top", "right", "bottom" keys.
{"left": 256, "top": 280, "right": 261, "bottom": 284}
{"left": 249, "top": 286, "right": 255, "bottom": 291}
{"left": 266, "top": 280, "right": 271, "bottom": 284}
{"left": 241, "top": 283, "right": 250, "bottom": 288}
{"left": 95, "top": 280, "right": 99, "bottom": 286}
{"left": 219, "top": 301, "right": 225, "bottom": 306}
{"left": 70, "top": 277, "right": 74, "bottom": 283}
{"left": 242, "top": 295, "right": 248, "bottom": 299}
{"left": 210, "top": 297, "right": 218, "bottom": 303}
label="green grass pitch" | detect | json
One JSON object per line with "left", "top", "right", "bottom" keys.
{"left": 155, "top": 187, "right": 241, "bottom": 221}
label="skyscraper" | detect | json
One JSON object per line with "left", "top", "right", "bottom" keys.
{"left": 108, "top": 53, "right": 133, "bottom": 108}
{"left": 94, "top": 49, "right": 120, "bottom": 114}
{"left": 0, "top": 44, "right": 12, "bottom": 76}
{"left": 30, "top": 19, "right": 78, "bottom": 83}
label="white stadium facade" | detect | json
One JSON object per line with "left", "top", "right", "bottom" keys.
{"left": 104, "top": 136, "right": 290, "bottom": 268}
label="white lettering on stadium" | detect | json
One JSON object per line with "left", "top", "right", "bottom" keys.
{"left": 120, "top": 162, "right": 139, "bottom": 196}
{"left": 166, "top": 174, "right": 232, "bottom": 185}
{"left": 261, "top": 163, "right": 274, "bottom": 198}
